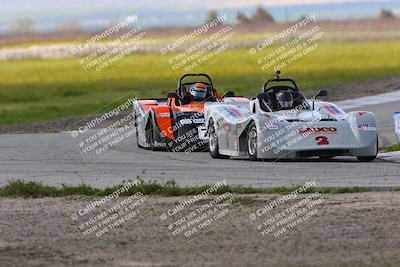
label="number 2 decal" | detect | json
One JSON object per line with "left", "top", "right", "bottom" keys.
{"left": 316, "top": 136, "right": 329, "bottom": 145}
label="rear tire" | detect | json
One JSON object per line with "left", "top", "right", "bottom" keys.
{"left": 247, "top": 122, "right": 258, "bottom": 161}
{"left": 208, "top": 120, "right": 230, "bottom": 159}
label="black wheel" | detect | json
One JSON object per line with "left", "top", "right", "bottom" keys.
{"left": 319, "top": 156, "right": 335, "bottom": 159}
{"left": 148, "top": 121, "right": 155, "bottom": 150}
{"left": 357, "top": 136, "right": 378, "bottom": 162}
{"left": 357, "top": 156, "right": 376, "bottom": 162}
{"left": 145, "top": 113, "right": 157, "bottom": 150}
{"left": 136, "top": 129, "right": 144, "bottom": 148}
{"left": 208, "top": 120, "right": 230, "bottom": 159}
{"left": 247, "top": 122, "right": 258, "bottom": 160}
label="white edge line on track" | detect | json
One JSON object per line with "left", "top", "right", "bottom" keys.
{"left": 377, "top": 151, "right": 400, "bottom": 163}
{"left": 335, "top": 90, "right": 400, "bottom": 110}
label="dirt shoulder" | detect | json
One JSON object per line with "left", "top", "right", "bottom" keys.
{"left": 1, "top": 192, "right": 399, "bottom": 267}
{"left": 325, "top": 76, "right": 400, "bottom": 101}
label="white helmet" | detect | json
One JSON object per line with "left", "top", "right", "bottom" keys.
{"left": 189, "top": 83, "right": 207, "bottom": 101}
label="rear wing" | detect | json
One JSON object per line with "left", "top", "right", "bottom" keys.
{"left": 133, "top": 99, "right": 168, "bottom": 116}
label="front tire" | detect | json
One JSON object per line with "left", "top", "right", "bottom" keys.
{"left": 135, "top": 114, "right": 144, "bottom": 149}
{"left": 136, "top": 129, "right": 144, "bottom": 148}
{"left": 148, "top": 121, "right": 155, "bottom": 150}
{"left": 146, "top": 114, "right": 158, "bottom": 151}
{"left": 357, "top": 136, "right": 378, "bottom": 162}
{"left": 319, "top": 156, "right": 335, "bottom": 159}
{"left": 357, "top": 156, "right": 376, "bottom": 162}
{"left": 208, "top": 120, "right": 230, "bottom": 159}
{"left": 247, "top": 122, "right": 258, "bottom": 160}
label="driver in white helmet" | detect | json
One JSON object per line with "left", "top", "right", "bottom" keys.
{"left": 189, "top": 83, "right": 207, "bottom": 102}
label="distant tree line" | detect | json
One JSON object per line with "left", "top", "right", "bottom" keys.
{"left": 206, "top": 6, "right": 398, "bottom": 25}
{"left": 237, "top": 7, "right": 275, "bottom": 24}
{"left": 379, "top": 8, "right": 396, "bottom": 19}
{"left": 205, "top": 6, "right": 275, "bottom": 25}
{"left": 6, "top": 6, "right": 399, "bottom": 35}
{"left": 9, "top": 18, "right": 35, "bottom": 34}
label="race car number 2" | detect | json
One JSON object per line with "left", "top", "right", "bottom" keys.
{"left": 315, "top": 136, "right": 329, "bottom": 145}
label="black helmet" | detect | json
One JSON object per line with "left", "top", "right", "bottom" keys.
{"left": 276, "top": 91, "right": 293, "bottom": 109}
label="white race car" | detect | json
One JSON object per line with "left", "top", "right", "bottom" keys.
{"left": 205, "top": 72, "right": 378, "bottom": 161}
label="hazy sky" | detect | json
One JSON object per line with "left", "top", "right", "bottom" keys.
{"left": 0, "top": 0, "right": 398, "bottom": 33}
{"left": 2, "top": 0, "right": 393, "bottom": 9}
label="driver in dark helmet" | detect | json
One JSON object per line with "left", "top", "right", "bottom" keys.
{"left": 276, "top": 91, "right": 294, "bottom": 110}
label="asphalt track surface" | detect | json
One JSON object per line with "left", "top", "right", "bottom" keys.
{"left": 0, "top": 100, "right": 399, "bottom": 189}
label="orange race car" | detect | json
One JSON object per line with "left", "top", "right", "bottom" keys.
{"left": 133, "top": 73, "right": 238, "bottom": 152}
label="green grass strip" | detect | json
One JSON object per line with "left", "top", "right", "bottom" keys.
{"left": 385, "top": 144, "right": 400, "bottom": 153}
{"left": 0, "top": 179, "right": 398, "bottom": 197}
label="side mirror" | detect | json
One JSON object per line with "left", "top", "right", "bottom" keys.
{"left": 314, "top": 89, "right": 328, "bottom": 99}
{"left": 312, "top": 90, "right": 328, "bottom": 110}
{"left": 223, "top": 91, "right": 235, "bottom": 98}
{"left": 167, "top": 92, "right": 178, "bottom": 98}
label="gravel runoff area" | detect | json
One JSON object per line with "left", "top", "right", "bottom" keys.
{"left": 1, "top": 192, "right": 400, "bottom": 267}
{"left": 0, "top": 77, "right": 399, "bottom": 135}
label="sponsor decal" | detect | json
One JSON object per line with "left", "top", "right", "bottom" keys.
{"left": 226, "top": 107, "right": 242, "bottom": 118}
{"left": 156, "top": 113, "right": 170, "bottom": 118}
{"left": 321, "top": 103, "right": 337, "bottom": 115}
{"left": 320, "top": 103, "right": 345, "bottom": 118}
{"left": 154, "top": 141, "right": 165, "bottom": 147}
{"left": 328, "top": 104, "right": 345, "bottom": 115}
{"left": 197, "top": 125, "right": 208, "bottom": 140}
{"left": 357, "top": 122, "right": 376, "bottom": 131}
{"left": 315, "top": 136, "right": 329, "bottom": 145}
{"left": 217, "top": 106, "right": 242, "bottom": 119}
{"left": 298, "top": 127, "right": 337, "bottom": 134}
{"left": 357, "top": 111, "right": 366, "bottom": 117}
{"left": 180, "top": 118, "right": 205, "bottom": 125}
